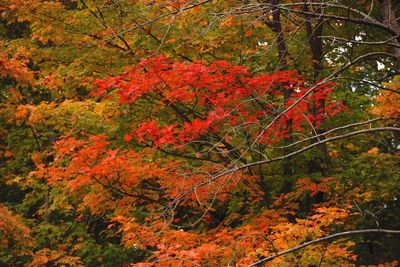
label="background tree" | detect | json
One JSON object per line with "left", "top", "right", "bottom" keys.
{"left": 0, "top": 0, "right": 399, "bottom": 266}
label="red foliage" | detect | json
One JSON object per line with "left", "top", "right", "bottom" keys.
{"left": 93, "top": 56, "right": 344, "bottom": 147}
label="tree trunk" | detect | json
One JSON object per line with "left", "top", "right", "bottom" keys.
{"left": 304, "top": 2, "right": 328, "bottom": 175}
{"left": 379, "top": 0, "right": 400, "bottom": 62}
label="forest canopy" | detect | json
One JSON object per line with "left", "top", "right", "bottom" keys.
{"left": 0, "top": 0, "right": 400, "bottom": 266}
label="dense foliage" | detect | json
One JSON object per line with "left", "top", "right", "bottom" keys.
{"left": 0, "top": 0, "right": 400, "bottom": 266}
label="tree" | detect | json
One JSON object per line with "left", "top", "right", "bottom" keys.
{"left": 0, "top": 0, "right": 400, "bottom": 266}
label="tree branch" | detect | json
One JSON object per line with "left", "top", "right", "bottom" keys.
{"left": 248, "top": 229, "right": 400, "bottom": 266}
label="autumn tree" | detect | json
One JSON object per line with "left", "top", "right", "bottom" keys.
{"left": 0, "top": 0, "right": 400, "bottom": 266}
